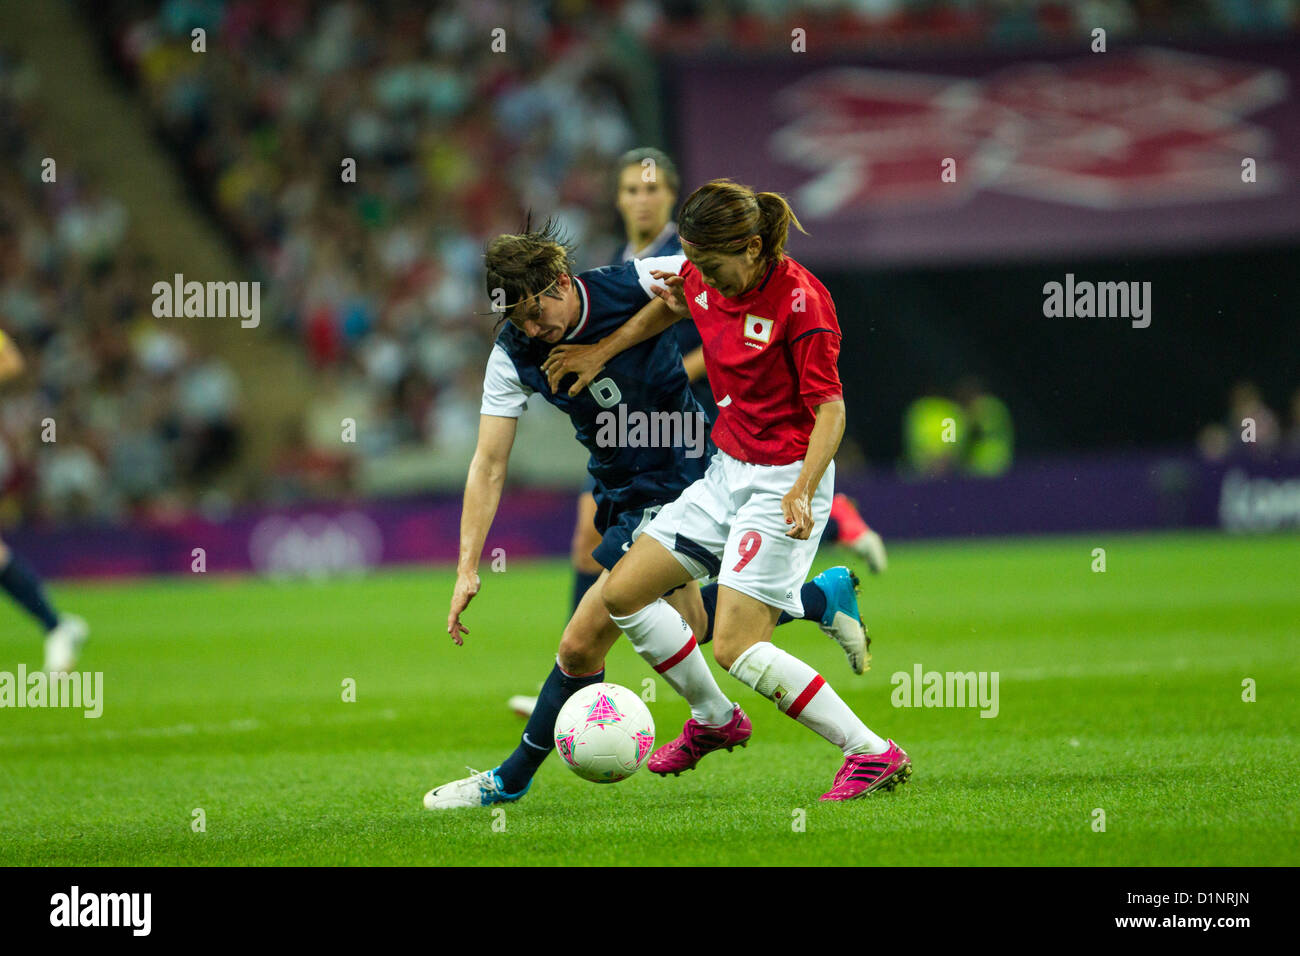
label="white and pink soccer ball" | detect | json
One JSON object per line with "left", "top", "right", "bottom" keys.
{"left": 553, "top": 683, "right": 655, "bottom": 783}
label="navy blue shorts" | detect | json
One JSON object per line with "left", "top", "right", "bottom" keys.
{"left": 590, "top": 503, "right": 663, "bottom": 572}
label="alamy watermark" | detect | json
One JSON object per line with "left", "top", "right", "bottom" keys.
{"left": 50, "top": 886, "right": 150, "bottom": 936}
{"left": 594, "top": 404, "right": 708, "bottom": 459}
{"left": 152, "top": 273, "right": 260, "bottom": 328}
{"left": 891, "top": 664, "right": 999, "bottom": 718}
{"left": 1042, "top": 273, "right": 1150, "bottom": 328}
{"left": 0, "top": 666, "right": 102, "bottom": 718}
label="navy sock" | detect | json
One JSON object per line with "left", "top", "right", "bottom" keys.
{"left": 776, "top": 580, "right": 828, "bottom": 626}
{"left": 497, "top": 661, "right": 604, "bottom": 793}
{"left": 704, "top": 580, "right": 826, "bottom": 631}
{"left": 571, "top": 569, "right": 600, "bottom": 615}
{"left": 699, "top": 582, "right": 718, "bottom": 645}
{"left": 825, "top": 516, "right": 841, "bottom": 542}
{"left": 0, "top": 552, "right": 59, "bottom": 632}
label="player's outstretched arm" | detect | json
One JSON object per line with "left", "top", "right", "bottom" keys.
{"left": 541, "top": 291, "right": 683, "bottom": 397}
{"left": 782, "top": 399, "right": 846, "bottom": 539}
{"left": 0, "top": 331, "right": 25, "bottom": 384}
{"left": 448, "top": 414, "right": 518, "bottom": 645}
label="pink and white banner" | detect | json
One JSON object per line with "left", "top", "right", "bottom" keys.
{"left": 671, "top": 41, "right": 1300, "bottom": 265}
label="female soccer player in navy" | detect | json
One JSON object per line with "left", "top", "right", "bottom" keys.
{"left": 0, "top": 331, "right": 89, "bottom": 672}
{"left": 542, "top": 181, "right": 910, "bottom": 801}
{"left": 424, "top": 220, "right": 867, "bottom": 809}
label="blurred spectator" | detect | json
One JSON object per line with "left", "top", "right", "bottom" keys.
{"left": 903, "top": 392, "right": 965, "bottom": 476}
{"left": 903, "top": 379, "right": 1013, "bottom": 478}
{"left": 953, "top": 376, "right": 1014, "bottom": 477}
{"left": 268, "top": 418, "right": 352, "bottom": 503}
{"left": 173, "top": 344, "right": 242, "bottom": 482}
{"left": 1199, "top": 380, "right": 1282, "bottom": 460}
{"left": 1286, "top": 387, "right": 1300, "bottom": 457}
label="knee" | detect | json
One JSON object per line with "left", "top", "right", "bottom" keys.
{"left": 711, "top": 631, "right": 755, "bottom": 673}
{"left": 558, "top": 628, "right": 603, "bottom": 676}
{"left": 712, "top": 639, "right": 739, "bottom": 672}
{"left": 601, "top": 570, "right": 642, "bottom": 620}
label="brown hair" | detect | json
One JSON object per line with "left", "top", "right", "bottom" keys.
{"left": 616, "top": 147, "right": 681, "bottom": 197}
{"left": 482, "top": 216, "right": 575, "bottom": 325}
{"left": 677, "top": 179, "right": 806, "bottom": 263}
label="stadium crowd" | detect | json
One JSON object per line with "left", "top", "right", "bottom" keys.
{"left": 85, "top": 0, "right": 1299, "bottom": 494}
{"left": 88, "top": 0, "right": 650, "bottom": 485}
{"left": 2, "top": 2, "right": 1297, "bottom": 525}
{"left": 0, "top": 47, "right": 241, "bottom": 525}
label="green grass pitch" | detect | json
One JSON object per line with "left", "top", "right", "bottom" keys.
{"left": 1, "top": 531, "right": 1297, "bottom": 866}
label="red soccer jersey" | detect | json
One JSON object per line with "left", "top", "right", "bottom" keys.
{"left": 680, "top": 256, "right": 843, "bottom": 465}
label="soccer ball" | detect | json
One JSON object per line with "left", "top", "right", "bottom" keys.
{"left": 553, "top": 682, "right": 655, "bottom": 783}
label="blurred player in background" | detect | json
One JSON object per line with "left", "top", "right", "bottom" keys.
{"left": 543, "top": 180, "right": 909, "bottom": 800}
{"left": 0, "top": 331, "right": 89, "bottom": 673}
{"left": 564, "top": 148, "right": 697, "bottom": 632}
{"left": 424, "top": 220, "right": 868, "bottom": 810}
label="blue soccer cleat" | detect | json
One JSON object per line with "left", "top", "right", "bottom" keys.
{"left": 812, "top": 566, "right": 871, "bottom": 675}
{"left": 423, "top": 766, "right": 531, "bottom": 810}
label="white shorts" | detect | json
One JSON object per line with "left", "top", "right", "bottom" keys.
{"left": 643, "top": 450, "right": 834, "bottom": 616}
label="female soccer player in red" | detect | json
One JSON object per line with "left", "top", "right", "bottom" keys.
{"left": 542, "top": 180, "right": 910, "bottom": 800}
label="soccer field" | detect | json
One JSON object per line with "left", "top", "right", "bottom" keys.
{"left": 1, "top": 531, "right": 1297, "bottom": 867}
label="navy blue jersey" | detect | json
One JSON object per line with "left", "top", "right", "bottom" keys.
{"left": 607, "top": 221, "right": 682, "bottom": 265}
{"left": 607, "top": 223, "right": 714, "bottom": 419}
{"left": 482, "top": 255, "right": 713, "bottom": 529}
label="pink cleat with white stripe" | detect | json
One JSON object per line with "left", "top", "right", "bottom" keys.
{"left": 820, "top": 740, "right": 912, "bottom": 801}
{"left": 648, "top": 704, "right": 752, "bottom": 776}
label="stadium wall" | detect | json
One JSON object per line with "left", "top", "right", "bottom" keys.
{"left": 12, "top": 452, "right": 1299, "bottom": 579}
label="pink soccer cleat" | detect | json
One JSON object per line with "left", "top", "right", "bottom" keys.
{"left": 820, "top": 740, "right": 912, "bottom": 801}
{"left": 648, "top": 704, "right": 752, "bottom": 776}
{"left": 829, "top": 493, "right": 887, "bottom": 574}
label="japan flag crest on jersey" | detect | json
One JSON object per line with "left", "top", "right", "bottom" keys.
{"left": 744, "top": 314, "right": 774, "bottom": 345}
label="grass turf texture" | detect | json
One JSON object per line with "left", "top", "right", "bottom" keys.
{"left": 1, "top": 530, "right": 1296, "bottom": 867}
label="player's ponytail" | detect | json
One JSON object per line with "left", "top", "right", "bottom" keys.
{"left": 678, "top": 179, "right": 806, "bottom": 264}
{"left": 754, "top": 191, "right": 806, "bottom": 264}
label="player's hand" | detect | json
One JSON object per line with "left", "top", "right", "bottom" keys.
{"left": 649, "top": 271, "right": 690, "bottom": 317}
{"left": 541, "top": 344, "right": 605, "bottom": 396}
{"left": 447, "top": 571, "right": 480, "bottom": 645}
{"left": 781, "top": 486, "right": 814, "bottom": 540}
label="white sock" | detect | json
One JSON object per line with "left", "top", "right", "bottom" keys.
{"left": 612, "top": 600, "right": 735, "bottom": 727}
{"left": 729, "top": 642, "right": 888, "bottom": 755}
